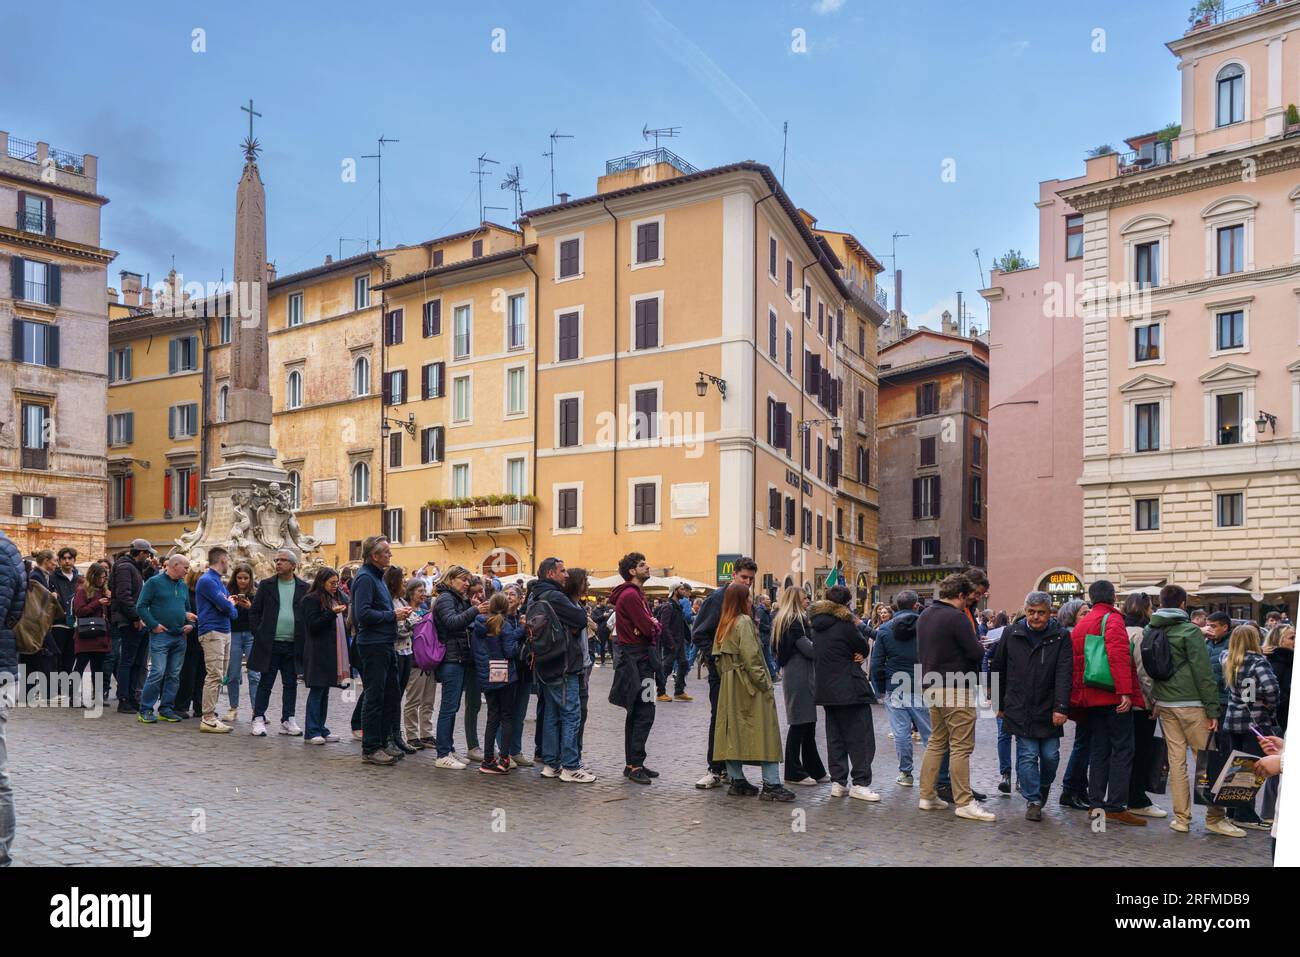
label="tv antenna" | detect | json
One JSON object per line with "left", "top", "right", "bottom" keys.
{"left": 470, "top": 153, "right": 500, "bottom": 223}
{"left": 339, "top": 237, "right": 369, "bottom": 260}
{"left": 501, "top": 165, "right": 527, "bottom": 220}
{"left": 642, "top": 124, "right": 681, "bottom": 151}
{"left": 542, "top": 130, "right": 573, "bottom": 204}
{"left": 781, "top": 120, "right": 789, "bottom": 186}
{"left": 362, "top": 134, "right": 399, "bottom": 249}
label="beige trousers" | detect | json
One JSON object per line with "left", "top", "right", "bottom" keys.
{"left": 1158, "top": 705, "right": 1225, "bottom": 827}
{"left": 403, "top": 667, "right": 438, "bottom": 741}
{"left": 919, "top": 687, "right": 978, "bottom": 806}
{"left": 198, "top": 631, "right": 231, "bottom": 719}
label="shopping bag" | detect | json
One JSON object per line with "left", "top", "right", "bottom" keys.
{"left": 1146, "top": 737, "right": 1170, "bottom": 795}
{"left": 1083, "top": 612, "right": 1116, "bottom": 690}
{"left": 1193, "top": 741, "right": 1230, "bottom": 806}
{"left": 1209, "top": 749, "right": 1262, "bottom": 809}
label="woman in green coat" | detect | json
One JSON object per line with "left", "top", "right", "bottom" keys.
{"left": 713, "top": 582, "right": 795, "bottom": 802}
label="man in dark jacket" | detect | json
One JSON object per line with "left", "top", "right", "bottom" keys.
{"left": 351, "top": 536, "right": 412, "bottom": 766}
{"left": 1, "top": 530, "right": 26, "bottom": 867}
{"left": 690, "top": 557, "right": 757, "bottom": 789}
{"left": 811, "top": 585, "right": 878, "bottom": 800}
{"left": 653, "top": 587, "right": 690, "bottom": 701}
{"left": 528, "top": 557, "right": 591, "bottom": 780}
{"left": 49, "top": 547, "right": 81, "bottom": 682}
{"left": 991, "top": 592, "right": 1072, "bottom": 821}
{"left": 432, "top": 565, "right": 488, "bottom": 766}
{"left": 611, "top": 551, "right": 662, "bottom": 785}
{"left": 110, "top": 539, "right": 155, "bottom": 712}
{"left": 248, "top": 549, "right": 309, "bottom": 738}
{"left": 754, "top": 594, "right": 776, "bottom": 679}
{"left": 916, "top": 572, "right": 994, "bottom": 822}
{"left": 869, "top": 589, "right": 945, "bottom": 789}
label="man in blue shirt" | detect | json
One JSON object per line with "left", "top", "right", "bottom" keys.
{"left": 195, "top": 546, "right": 243, "bottom": 734}
{"left": 136, "top": 554, "right": 197, "bottom": 723}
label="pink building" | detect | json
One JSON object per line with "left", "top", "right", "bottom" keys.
{"left": 980, "top": 176, "right": 1087, "bottom": 604}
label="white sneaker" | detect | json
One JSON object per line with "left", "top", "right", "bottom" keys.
{"left": 887, "top": 731, "right": 895, "bottom": 738}
{"left": 918, "top": 797, "right": 949, "bottom": 810}
{"left": 250, "top": 717, "right": 267, "bottom": 737}
{"left": 696, "top": 771, "right": 722, "bottom": 789}
{"left": 324, "top": 734, "right": 341, "bottom": 743}
{"left": 434, "top": 755, "right": 467, "bottom": 770}
{"left": 506, "top": 756, "right": 519, "bottom": 770}
{"left": 223, "top": 708, "right": 238, "bottom": 723}
{"left": 896, "top": 772, "right": 915, "bottom": 787}
{"left": 541, "top": 765, "right": 561, "bottom": 779}
{"left": 955, "top": 801, "right": 996, "bottom": 823}
{"left": 1205, "top": 818, "right": 1246, "bottom": 838}
{"left": 1130, "top": 804, "right": 1168, "bottom": 818}
{"left": 467, "top": 747, "right": 485, "bottom": 762}
{"left": 830, "top": 782, "right": 848, "bottom": 797}
{"left": 511, "top": 753, "right": 534, "bottom": 767}
{"left": 561, "top": 767, "right": 596, "bottom": 783}
{"left": 791, "top": 776, "right": 819, "bottom": 787}
{"left": 850, "top": 785, "right": 882, "bottom": 802}
{"left": 280, "top": 718, "right": 303, "bottom": 736}
{"left": 305, "top": 736, "right": 327, "bottom": 745}
{"left": 199, "top": 717, "right": 232, "bottom": 734}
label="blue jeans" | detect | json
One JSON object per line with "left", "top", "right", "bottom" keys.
{"left": 499, "top": 670, "right": 533, "bottom": 757}
{"left": 1015, "top": 735, "right": 1061, "bottom": 804}
{"left": 434, "top": 660, "right": 466, "bottom": 757}
{"left": 140, "top": 632, "right": 186, "bottom": 714}
{"left": 1063, "top": 716, "right": 1091, "bottom": 795}
{"left": 540, "top": 674, "right": 581, "bottom": 770}
{"left": 727, "top": 760, "right": 780, "bottom": 786}
{"left": 305, "top": 686, "right": 331, "bottom": 739}
{"left": 997, "top": 715, "right": 1013, "bottom": 775}
{"left": 885, "top": 699, "right": 932, "bottom": 775}
{"left": 225, "top": 631, "right": 259, "bottom": 711}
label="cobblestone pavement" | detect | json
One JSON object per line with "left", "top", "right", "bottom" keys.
{"left": 4, "top": 666, "right": 1269, "bottom": 866}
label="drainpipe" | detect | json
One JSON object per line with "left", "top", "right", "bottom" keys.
{"left": 751, "top": 192, "right": 775, "bottom": 585}
{"left": 796, "top": 255, "right": 818, "bottom": 588}
{"left": 518, "top": 247, "right": 540, "bottom": 573}
{"left": 601, "top": 200, "right": 619, "bottom": 536}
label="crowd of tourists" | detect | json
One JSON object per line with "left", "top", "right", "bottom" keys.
{"left": 0, "top": 528, "right": 1289, "bottom": 865}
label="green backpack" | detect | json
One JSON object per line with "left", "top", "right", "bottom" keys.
{"left": 1083, "top": 611, "right": 1116, "bottom": 691}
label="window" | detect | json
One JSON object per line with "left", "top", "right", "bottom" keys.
{"left": 421, "top": 361, "right": 444, "bottom": 399}
{"left": 801, "top": 507, "right": 813, "bottom": 544}
{"left": 109, "top": 347, "right": 132, "bottom": 383}
{"left": 768, "top": 236, "right": 778, "bottom": 278}
{"left": 353, "top": 355, "right": 371, "bottom": 396}
{"left": 768, "top": 309, "right": 778, "bottom": 359}
{"left": 386, "top": 367, "right": 408, "bottom": 404}
{"left": 557, "top": 311, "right": 580, "bottom": 361}
{"left": 13, "top": 319, "right": 57, "bottom": 367}
{"left": 804, "top": 284, "right": 811, "bottom": 320}
{"left": 1134, "top": 323, "right": 1161, "bottom": 362}
{"left": 1135, "top": 241, "right": 1159, "bottom": 288}
{"left": 507, "top": 294, "right": 526, "bottom": 350}
{"left": 21, "top": 403, "right": 49, "bottom": 469}
{"left": 816, "top": 436, "right": 823, "bottom": 479}
{"left": 21, "top": 260, "right": 50, "bottom": 304}
{"left": 558, "top": 238, "right": 581, "bottom": 279}
{"left": 836, "top": 507, "right": 844, "bottom": 538}
{"left": 970, "top": 475, "right": 983, "bottom": 521}
{"left": 351, "top": 462, "right": 371, "bottom": 505}
{"left": 633, "top": 296, "right": 659, "bottom": 349}
{"left": 633, "top": 388, "right": 658, "bottom": 440}
{"left": 784, "top": 497, "right": 795, "bottom": 536}
{"left": 389, "top": 430, "right": 403, "bottom": 468}
{"left": 785, "top": 258, "right": 794, "bottom": 298}
{"left": 506, "top": 367, "right": 526, "bottom": 415}
{"left": 635, "top": 220, "right": 660, "bottom": 264}
{"left": 1216, "top": 392, "right": 1242, "bottom": 445}
{"left": 972, "top": 435, "right": 982, "bottom": 468}
{"left": 432, "top": 249, "right": 444, "bottom": 267}
{"left": 216, "top": 385, "right": 228, "bottom": 422}
{"left": 1217, "top": 225, "right": 1244, "bottom": 275}
{"left": 505, "top": 457, "right": 526, "bottom": 497}
{"left": 856, "top": 513, "right": 864, "bottom": 542}
{"left": 1216, "top": 310, "right": 1245, "bottom": 351}
{"left": 817, "top": 301, "right": 824, "bottom": 337}
{"left": 857, "top": 388, "right": 865, "bottom": 420}
{"left": 967, "top": 537, "right": 986, "bottom": 568}
{"left": 422, "top": 299, "right": 442, "bottom": 337}
{"left": 19, "top": 193, "right": 51, "bottom": 234}
{"left": 920, "top": 436, "right": 937, "bottom": 467}
{"left": 287, "top": 470, "right": 301, "bottom": 509}
{"left": 383, "top": 508, "right": 404, "bottom": 544}
{"left": 453, "top": 304, "right": 471, "bottom": 359}
{"left": 1216, "top": 492, "right": 1244, "bottom": 528}
{"left": 1216, "top": 63, "right": 1244, "bottom": 127}
{"left": 452, "top": 375, "right": 471, "bottom": 424}
{"left": 287, "top": 292, "right": 304, "bottom": 327}
{"left": 857, "top": 446, "right": 869, "bottom": 483}
{"left": 816, "top": 513, "right": 823, "bottom": 550}
{"left": 169, "top": 402, "right": 199, "bottom": 438}
{"left": 558, "top": 396, "right": 580, "bottom": 448}
{"left": 19, "top": 495, "right": 45, "bottom": 519}
{"left": 1135, "top": 498, "right": 1159, "bottom": 531}
{"left": 420, "top": 426, "right": 444, "bottom": 464}
{"left": 916, "top": 381, "right": 938, "bottom": 416}
{"left": 912, "top": 537, "right": 940, "bottom": 566}
{"left": 175, "top": 467, "right": 197, "bottom": 516}
{"left": 785, "top": 327, "right": 793, "bottom": 375}
{"left": 472, "top": 239, "right": 483, "bottom": 258}
{"left": 1135, "top": 402, "right": 1160, "bottom": 452}
{"left": 558, "top": 487, "right": 579, "bottom": 530}
{"left": 169, "top": 335, "right": 198, "bottom": 373}
{"left": 768, "top": 488, "right": 782, "bottom": 530}
{"left": 107, "top": 412, "right": 133, "bottom": 447}
{"left": 354, "top": 275, "right": 370, "bottom": 310}
{"left": 632, "top": 482, "right": 657, "bottom": 527}
{"left": 913, "top": 475, "right": 940, "bottom": 519}
{"left": 384, "top": 308, "right": 404, "bottom": 346}
{"left": 109, "top": 473, "right": 133, "bottom": 522}
{"left": 1065, "top": 214, "right": 1084, "bottom": 260}
{"left": 451, "top": 464, "right": 470, "bottom": 498}
{"left": 218, "top": 314, "right": 231, "bottom": 345}
{"left": 285, "top": 369, "right": 303, "bottom": 409}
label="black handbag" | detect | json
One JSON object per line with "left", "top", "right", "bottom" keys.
{"left": 75, "top": 615, "right": 108, "bottom": 638}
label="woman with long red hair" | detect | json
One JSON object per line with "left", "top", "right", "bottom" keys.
{"left": 713, "top": 582, "right": 793, "bottom": 802}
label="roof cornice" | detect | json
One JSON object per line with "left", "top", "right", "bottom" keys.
{"left": 0, "top": 225, "right": 116, "bottom": 264}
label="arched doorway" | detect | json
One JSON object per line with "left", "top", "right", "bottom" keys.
{"left": 481, "top": 549, "right": 520, "bottom": 578}
{"left": 1037, "top": 568, "right": 1085, "bottom": 605}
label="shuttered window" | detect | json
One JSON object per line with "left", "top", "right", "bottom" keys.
{"left": 557, "top": 487, "right": 579, "bottom": 529}
{"left": 633, "top": 297, "right": 659, "bottom": 349}
{"left": 635, "top": 221, "right": 660, "bottom": 263}
{"left": 558, "top": 398, "right": 579, "bottom": 448}
{"left": 557, "top": 311, "right": 580, "bottom": 361}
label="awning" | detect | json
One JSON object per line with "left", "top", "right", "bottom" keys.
{"left": 1117, "top": 579, "right": 1165, "bottom": 596}
{"left": 1194, "top": 581, "right": 1253, "bottom": 596}
{"left": 586, "top": 574, "right": 625, "bottom": 591}
{"left": 1265, "top": 582, "right": 1300, "bottom": 595}
{"left": 496, "top": 573, "right": 535, "bottom": 588}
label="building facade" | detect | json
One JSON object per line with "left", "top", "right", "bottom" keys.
{"left": 2, "top": 130, "right": 113, "bottom": 557}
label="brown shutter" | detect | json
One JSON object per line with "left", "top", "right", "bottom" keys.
{"left": 10, "top": 494, "right": 21, "bottom": 517}
{"left": 15, "top": 191, "right": 26, "bottom": 230}
{"left": 933, "top": 475, "right": 941, "bottom": 516}
{"left": 912, "top": 478, "right": 921, "bottom": 519}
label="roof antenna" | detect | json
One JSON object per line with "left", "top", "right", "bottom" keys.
{"left": 642, "top": 124, "right": 681, "bottom": 153}
{"left": 781, "top": 120, "right": 788, "bottom": 186}
{"left": 501, "top": 165, "right": 527, "bottom": 220}
{"left": 362, "top": 134, "right": 399, "bottom": 249}
{"left": 543, "top": 130, "right": 573, "bottom": 204}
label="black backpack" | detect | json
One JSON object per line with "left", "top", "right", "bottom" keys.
{"left": 1140, "top": 624, "right": 1177, "bottom": 682}
{"left": 523, "top": 598, "right": 569, "bottom": 682}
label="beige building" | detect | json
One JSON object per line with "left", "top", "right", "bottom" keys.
{"left": 2, "top": 130, "right": 114, "bottom": 557}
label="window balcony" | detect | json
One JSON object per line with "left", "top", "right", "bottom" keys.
{"left": 422, "top": 498, "right": 536, "bottom": 538}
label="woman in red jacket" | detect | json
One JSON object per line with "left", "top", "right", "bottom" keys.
{"left": 71, "top": 563, "right": 113, "bottom": 707}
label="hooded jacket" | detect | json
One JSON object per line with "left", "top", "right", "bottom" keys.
{"left": 810, "top": 600, "right": 873, "bottom": 707}
{"left": 690, "top": 586, "right": 725, "bottom": 651}
{"left": 869, "top": 609, "right": 920, "bottom": 703}
{"left": 433, "top": 581, "right": 479, "bottom": 665}
{"left": 1145, "top": 607, "right": 1219, "bottom": 718}
{"left": 653, "top": 596, "right": 688, "bottom": 652}
{"left": 109, "top": 554, "right": 146, "bottom": 627}
{"left": 611, "top": 579, "right": 660, "bottom": 648}
{"left": 525, "top": 577, "right": 588, "bottom": 676}
{"left": 1070, "top": 602, "right": 1144, "bottom": 711}
{"left": 990, "top": 617, "right": 1072, "bottom": 738}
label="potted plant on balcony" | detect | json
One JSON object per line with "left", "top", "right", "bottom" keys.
{"left": 1187, "top": 0, "right": 1219, "bottom": 30}
{"left": 1286, "top": 104, "right": 1300, "bottom": 135}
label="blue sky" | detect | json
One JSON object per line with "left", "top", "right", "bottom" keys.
{"left": 7, "top": 0, "right": 1192, "bottom": 330}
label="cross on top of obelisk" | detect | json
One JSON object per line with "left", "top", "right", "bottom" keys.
{"left": 241, "top": 98, "right": 262, "bottom": 161}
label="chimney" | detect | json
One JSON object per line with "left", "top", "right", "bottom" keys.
{"left": 893, "top": 268, "right": 903, "bottom": 318}
{"left": 557, "top": 192, "right": 571, "bottom": 203}
{"left": 140, "top": 287, "right": 153, "bottom": 308}
{"left": 266, "top": 261, "right": 276, "bottom": 282}
{"left": 324, "top": 254, "right": 333, "bottom": 264}
{"left": 119, "top": 270, "right": 143, "bottom": 306}
{"left": 107, "top": 287, "right": 119, "bottom": 305}
{"left": 940, "top": 309, "right": 956, "bottom": 336}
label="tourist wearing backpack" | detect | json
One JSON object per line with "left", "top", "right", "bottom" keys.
{"left": 432, "top": 566, "right": 488, "bottom": 768}
{"left": 1146, "top": 584, "right": 1242, "bottom": 838}
{"left": 526, "top": 557, "right": 592, "bottom": 782}
{"left": 0, "top": 530, "right": 25, "bottom": 868}
{"left": 611, "top": 552, "right": 662, "bottom": 785}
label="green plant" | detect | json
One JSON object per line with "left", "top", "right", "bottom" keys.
{"left": 1188, "top": 0, "right": 1220, "bottom": 26}
{"left": 1156, "top": 123, "right": 1181, "bottom": 143}
{"left": 1086, "top": 144, "right": 1116, "bottom": 158}
{"left": 1286, "top": 104, "right": 1300, "bottom": 126}
{"left": 994, "top": 249, "right": 1032, "bottom": 272}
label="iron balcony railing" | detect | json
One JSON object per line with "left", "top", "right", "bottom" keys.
{"left": 426, "top": 503, "right": 533, "bottom": 534}
{"left": 6, "top": 136, "right": 37, "bottom": 162}
{"left": 605, "top": 147, "right": 699, "bottom": 177}
{"left": 4, "top": 136, "right": 85, "bottom": 173}
{"left": 1119, "top": 140, "right": 1175, "bottom": 174}
{"left": 1188, "top": 0, "right": 1293, "bottom": 32}
{"left": 16, "top": 207, "right": 51, "bottom": 235}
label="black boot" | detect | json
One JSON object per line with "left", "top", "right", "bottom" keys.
{"left": 391, "top": 735, "right": 418, "bottom": 755}
{"left": 998, "top": 772, "right": 1012, "bottom": 794}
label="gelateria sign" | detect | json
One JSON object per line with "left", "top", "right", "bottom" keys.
{"left": 1041, "top": 572, "right": 1083, "bottom": 597}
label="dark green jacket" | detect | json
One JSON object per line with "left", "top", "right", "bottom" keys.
{"left": 1147, "top": 608, "right": 1220, "bottom": 719}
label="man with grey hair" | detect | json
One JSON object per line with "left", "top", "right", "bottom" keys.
{"left": 136, "top": 554, "right": 197, "bottom": 723}
{"left": 989, "top": 591, "right": 1072, "bottom": 821}
{"left": 248, "top": 549, "right": 308, "bottom": 737}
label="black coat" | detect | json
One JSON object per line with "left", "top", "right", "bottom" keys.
{"left": 654, "top": 598, "right": 687, "bottom": 652}
{"left": 990, "top": 618, "right": 1072, "bottom": 738}
{"left": 247, "top": 575, "right": 308, "bottom": 674}
{"left": 810, "top": 600, "right": 873, "bottom": 707}
{"left": 109, "top": 555, "right": 145, "bottom": 626}
{"left": 302, "top": 591, "right": 346, "bottom": 688}
{"left": 433, "top": 583, "right": 478, "bottom": 665}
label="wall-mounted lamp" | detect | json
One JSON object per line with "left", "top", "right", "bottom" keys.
{"left": 382, "top": 412, "right": 417, "bottom": 439}
{"left": 696, "top": 372, "right": 727, "bottom": 400}
{"left": 1255, "top": 410, "right": 1278, "bottom": 435}
{"left": 799, "top": 417, "right": 842, "bottom": 442}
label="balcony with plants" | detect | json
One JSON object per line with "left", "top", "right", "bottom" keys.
{"left": 420, "top": 493, "right": 538, "bottom": 535}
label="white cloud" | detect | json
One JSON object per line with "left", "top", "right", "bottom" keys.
{"left": 813, "top": 0, "right": 846, "bottom": 13}
{"left": 1011, "top": 40, "right": 1031, "bottom": 56}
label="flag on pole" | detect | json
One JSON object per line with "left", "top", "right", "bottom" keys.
{"left": 825, "top": 567, "right": 840, "bottom": 587}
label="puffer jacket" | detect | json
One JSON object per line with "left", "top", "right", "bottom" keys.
{"left": 433, "top": 583, "right": 478, "bottom": 665}
{"left": 1069, "top": 602, "right": 1144, "bottom": 712}
{"left": 471, "top": 614, "right": 522, "bottom": 690}
{"left": 109, "top": 554, "right": 145, "bottom": 627}
{"left": 869, "top": 609, "right": 920, "bottom": 703}
{"left": 0, "top": 532, "right": 26, "bottom": 676}
{"left": 810, "top": 600, "right": 872, "bottom": 707}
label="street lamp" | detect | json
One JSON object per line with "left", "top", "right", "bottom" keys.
{"left": 1255, "top": 410, "right": 1277, "bottom": 435}
{"left": 381, "top": 412, "right": 416, "bottom": 439}
{"left": 696, "top": 372, "right": 727, "bottom": 399}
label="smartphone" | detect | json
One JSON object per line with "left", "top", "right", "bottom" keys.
{"left": 1248, "top": 722, "right": 1267, "bottom": 741}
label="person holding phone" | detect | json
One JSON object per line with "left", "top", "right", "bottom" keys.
{"left": 1220, "top": 623, "right": 1280, "bottom": 830}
